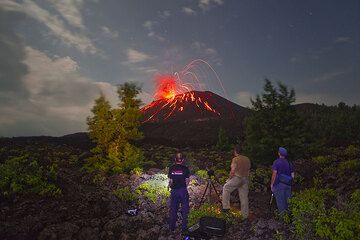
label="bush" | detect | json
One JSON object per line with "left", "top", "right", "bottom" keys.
{"left": 113, "top": 187, "right": 138, "bottom": 203}
{"left": 214, "top": 169, "right": 228, "bottom": 184}
{"left": 137, "top": 174, "right": 170, "bottom": 203}
{"left": 343, "top": 145, "right": 360, "bottom": 158}
{"left": 338, "top": 159, "right": 360, "bottom": 175}
{"left": 289, "top": 188, "right": 360, "bottom": 240}
{"left": 249, "top": 167, "right": 272, "bottom": 192}
{"left": 0, "top": 155, "right": 61, "bottom": 197}
{"left": 130, "top": 167, "right": 143, "bottom": 176}
{"left": 188, "top": 203, "right": 242, "bottom": 226}
{"left": 312, "top": 155, "right": 332, "bottom": 166}
{"left": 289, "top": 188, "right": 336, "bottom": 239}
{"left": 195, "top": 170, "right": 208, "bottom": 180}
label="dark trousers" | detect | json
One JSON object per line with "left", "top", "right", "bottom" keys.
{"left": 169, "top": 187, "right": 189, "bottom": 231}
{"left": 274, "top": 183, "right": 292, "bottom": 213}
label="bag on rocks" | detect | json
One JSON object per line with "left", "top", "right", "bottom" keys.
{"left": 199, "top": 216, "right": 226, "bottom": 237}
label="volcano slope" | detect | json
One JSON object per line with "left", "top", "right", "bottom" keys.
{"left": 140, "top": 91, "right": 250, "bottom": 146}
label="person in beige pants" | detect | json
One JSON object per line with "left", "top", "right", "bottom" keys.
{"left": 221, "top": 145, "right": 251, "bottom": 218}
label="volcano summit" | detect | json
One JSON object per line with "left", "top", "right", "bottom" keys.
{"left": 140, "top": 91, "right": 250, "bottom": 146}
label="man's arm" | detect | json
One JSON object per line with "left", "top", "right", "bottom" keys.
{"left": 229, "top": 161, "right": 236, "bottom": 178}
{"left": 270, "top": 170, "right": 277, "bottom": 191}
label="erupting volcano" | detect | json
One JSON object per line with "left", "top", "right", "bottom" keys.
{"left": 141, "top": 60, "right": 238, "bottom": 123}
{"left": 140, "top": 60, "right": 250, "bottom": 146}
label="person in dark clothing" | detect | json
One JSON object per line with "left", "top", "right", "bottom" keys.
{"left": 168, "top": 152, "right": 190, "bottom": 232}
{"left": 270, "top": 147, "right": 295, "bottom": 214}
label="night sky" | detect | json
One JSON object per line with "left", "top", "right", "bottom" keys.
{"left": 0, "top": 0, "right": 359, "bottom": 137}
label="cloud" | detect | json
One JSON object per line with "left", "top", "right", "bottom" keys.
{"left": 159, "top": 10, "right": 171, "bottom": 18}
{"left": 50, "top": 0, "right": 84, "bottom": 29}
{"left": 148, "top": 31, "right": 165, "bottom": 42}
{"left": 0, "top": 0, "right": 97, "bottom": 54}
{"left": 125, "top": 48, "right": 151, "bottom": 64}
{"left": 182, "top": 7, "right": 197, "bottom": 16}
{"left": 0, "top": 46, "right": 119, "bottom": 137}
{"left": 143, "top": 20, "right": 157, "bottom": 31}
{"left": 334, "top": 36, "right": 352, "bottom": 44}
{"left": 191, "top": 41, "right": 222, "bottom": 65}
{"left": 0, "top": 8, "right": 28, "bottom": 96}
{"left": 198, "top": 0, "right": 224, "bottom": 12}
{"left": 234, "top": 91, "right": 253, "bottom": 107}
{"left": 143, "top": 20, "right": 166, "bottom": 42}
{"left": 312, "top": 71, "right": 346, "bottom": 83}
{"left": 101, "top": 26, "right": 119, "bottom": 39}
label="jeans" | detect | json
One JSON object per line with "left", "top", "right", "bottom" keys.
{"left": 169, "top": 187, "right": 189, "bottom": 231}
{"left": 221, "top": 176, "right": 249, "bottom": 218}
{"left": 273, "top": 183, "right": 292, "bottom": 213}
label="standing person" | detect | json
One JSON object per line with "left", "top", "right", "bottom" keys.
{"left": 222, "top": 145, "right": 251, "bottom": 218}
{"left": 168, "top": 152, "right": 190, "bottom": 233}
{"left": 270, "top": 147, "right": 294, "bottom": 214}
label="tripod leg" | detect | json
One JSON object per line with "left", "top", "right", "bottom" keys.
{"left": 200, "top": 182, "right": 210, "bottom": 205}
{"left": 210, "top": 181, "right": 222, "bottom": 204}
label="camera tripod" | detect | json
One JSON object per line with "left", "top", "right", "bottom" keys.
{"left": 199, "top": 176, "right": 222, "bottom": 205}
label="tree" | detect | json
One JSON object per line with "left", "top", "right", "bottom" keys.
{"left": 85, "top": 83, "right": 144, "bottom": 174}
{"left": 216, "top": 127, "right": 230, "bottom": 151}
{"left": 243, "top": 79, "right": 306, "bottom": 165}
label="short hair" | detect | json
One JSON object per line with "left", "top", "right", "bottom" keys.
{"left": 234, "top": 145, "right": 241, "bottom": 154}
{"left": 175, "top": 152, "right": 185, "bottom": 162}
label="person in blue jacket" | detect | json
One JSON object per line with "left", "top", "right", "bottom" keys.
{"left": 270, "top": 147, "right": 294, "bottom": 214}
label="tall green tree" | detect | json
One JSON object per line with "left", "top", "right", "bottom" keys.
{"left": 216, "top": 127, "right": 230, "bottom": 151}
{"left": 244, "top": 79, "right": 306, "bottom": 165}
{"left": 85, "top": 83, "right": 144, "bottom": 174}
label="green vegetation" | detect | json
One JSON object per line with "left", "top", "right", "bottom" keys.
{"left": 113, "top": 186, "right": 138, "bottom": 203}
{"left": 195, "top": 169, "right": 208, "bottom": 180}
{"left": 0, "top": 155, "right": 61, "bottom": 197}
{"left": 85, "top": 82, "right": 144, "bottom": 174}
{"left": 216, "top": 127, "right": 231, "bottom": 151}
{"left": 130, "top": 167, "right": 144, "bottom": 176}
{"left": 188, "top": 203, "right": 242, "bottom": 226}
{"left": 137, "top": 174, "right": 170, "bottom": 203}
{"left": 289, "top": 188, "right": 360, "bottom": 240}
{"left": 244, "top": 79, "right": 306, "bottom": 165}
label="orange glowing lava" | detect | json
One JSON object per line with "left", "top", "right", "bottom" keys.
{"left": 154, "top": 75, "right": 177, "bottom": 100}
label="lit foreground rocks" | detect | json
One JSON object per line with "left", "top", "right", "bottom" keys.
{"left": 1, "top": 168, "right": 291, "bottom": 240}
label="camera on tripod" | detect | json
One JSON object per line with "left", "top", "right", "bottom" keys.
{"left": 206, "top": 169, "right": 214, "bottom": 178}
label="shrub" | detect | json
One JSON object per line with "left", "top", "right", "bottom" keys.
{"left": 338, "top": 159, "right": 360, "bottom": 175}
{"left": 113, "top": 187, "right": 138, "bottom": 203}
{"left": 137, "top": 173, "right": 170, "bottom": 203}
{"left": 289, "top": 188, "right": 336, "bottom": 239}
{"left": 343, "top": 145, "right": 360, "bottom": 158}
{"left": 188, "top": 203, "right": 242, "bottom": 226}
{"left": 249, "top": 167, "right": 272, "bottom": 191}
{"left": 0, "top": 155, "right": 61, "bottom": 197}
{"left": 214, "top": 169, "right": 228, "bottom": 184}
{"left": 312, "top": 155, "right": 332, "bottom": 166}
{"left": 130, "top": 167, "right": 143, "bottom": 176}
{"left": 195, "top": 170, "right": 208, "bottom": 180}
{"left": 289, "top": 188, "right": 360, "bottom": 240}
